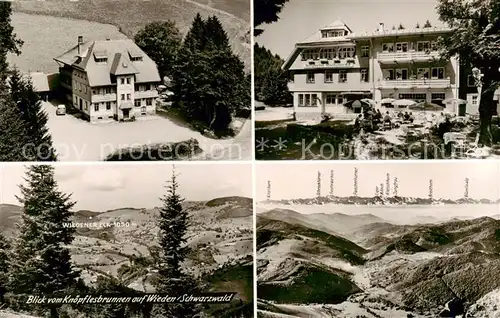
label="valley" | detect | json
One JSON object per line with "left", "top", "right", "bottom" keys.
{"left": 256, "top": 204, "right": 500, "bottom": 318}
{"left": 0, "top": 196, "right": 254, "bottom": 317}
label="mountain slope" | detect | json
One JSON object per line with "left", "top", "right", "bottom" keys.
{"left": 12, "top": 0, "right": 250, "bottom": 69}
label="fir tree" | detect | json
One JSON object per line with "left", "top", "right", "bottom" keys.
{"left": 183, "top": 13, "right": 206, "bottom": 52}
{"left": 151, "top": 166, "right": 201, "bottom": 317}
{"left": 205, "top": 16, "right": 231, "bottom": 51}
{"left": 0, "top": 233, "right": 9, "bottom": 305}
{"left": 8, "top": 165, "right": 81, "bottom": 317}
{"left": 172, "top": 15, "right": 249, "bottom": 134}
{"left": 0, "top": 2, "right": 23, "bottom": 85}
{"left": 0, "top": 95, "right": 33, "bottom": 161}
{"left": 398, "top": 23, "right": 405, "bottom": 30}
{"left": 423, "top": 19, "right": 432, "bottom": 28}
{"left": 9, "top": 69, "right": 57, "bottom": 161}
{"left": 416, "top": 22, "right": 420, "bottom": 28}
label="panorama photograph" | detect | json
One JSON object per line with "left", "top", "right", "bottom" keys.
{"left": 0, "top": 0, "right": 251, "bottom": 161}
{"left": 256, "top": 161, "right": 500, "bottom": 317}
{"left": 254, "top": 0, "right": 500, "bottom": 160}
{"left": 0, "top": 163, "right": 253, "bottom": 318}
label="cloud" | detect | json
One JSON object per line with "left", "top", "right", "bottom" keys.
{"left": 81, "top": 167, "right": 127, "bottom": 192}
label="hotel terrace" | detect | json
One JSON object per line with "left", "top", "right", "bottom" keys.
{"left": 282, "top": 20, "right": 490, "bottom": 120}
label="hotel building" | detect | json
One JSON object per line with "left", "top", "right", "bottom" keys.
{"left": 282, "top": 20, "right": 467, "bottom": 120}
{"left": 55, "top": 37, "right": 161, "bottom": 123}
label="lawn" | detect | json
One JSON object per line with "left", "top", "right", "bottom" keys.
{"left": 255, "top": 120, "right": 356, "bottom": 160}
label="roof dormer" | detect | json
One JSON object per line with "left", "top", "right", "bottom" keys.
{"left": 320, "top": 19, "right": 352, "bottom": 38}
{"left": 93, "top": 50, "right": 108, "bottom": 63}
{"left": 128, "top": 48, "right": 143, "bottom": 62}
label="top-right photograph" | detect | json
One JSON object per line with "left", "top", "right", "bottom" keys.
{"left": 254, "top": 0, "right": 500, "bottom": 160}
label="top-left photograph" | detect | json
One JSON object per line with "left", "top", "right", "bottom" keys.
{"left": 1, "top": 0, "right": 251, "bottom": 162}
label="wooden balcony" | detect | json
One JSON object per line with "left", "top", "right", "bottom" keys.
{"left": 92, "top": 93, "right": 117, "bottom": 103}
{"left": 135, "top": 90, "right": 159, "bottom": 99}
{"left": 378, "top": 78, "right": 451, "bottom": 89}
{"left": 303, "top": 59, "right": 359, "bottom": 69}
{"left": 376, "top": 51, "right": 441, "bottom": 64}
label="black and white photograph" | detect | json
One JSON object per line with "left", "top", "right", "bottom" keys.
{"left": 0, "top": 163, "right": 254, "bottom": 318}
{"left": 254, "top": 0, "right": 500, "bottom": 160}
{"left": 256, "top": 161, "right": 500, "bottom": 317}
{"left": 0, "top": 0, "right": 251, "bottom": 161}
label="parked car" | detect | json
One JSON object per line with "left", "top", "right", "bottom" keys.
{"left": 56, "top": 104, "right": 66, "bottom": 115}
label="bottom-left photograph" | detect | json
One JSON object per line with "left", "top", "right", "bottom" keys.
{"left": 0, "top": 163, "right": 253, "bottom": 318}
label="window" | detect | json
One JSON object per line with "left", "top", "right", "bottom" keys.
{"left": 417, "top": 41, "right": 430, "bottom": 52}
{"left": 131, "top": 57, "right": 143, "bottom": 62}
{"left": 339, "top": 70, "right": 347, "bottom": 83}
{"left": 326, "top": 93, "right": 336, "bottom": 104}
{"left": 467, "top": 75, "right": 475, "bottom": 87}
{"left": 306, "top": 73, "right": 315, "bottom": 84}
{"left": 431, "top": 41, "right": 437, "bottom": 51}
{"left": 382, "top": 43, "right": 394, "bottom": 52}
{"left": 96, "top": 58, "right": 107, "bottom": 63}
{"left": 141, "top": 106, "right": 147, "bottom": 114}
{"left": 84, "top": 101, "right": 88, "bottom": 111}
{"left": 396, "top": 68, "right": 408, "bottom": 80}
{"left": 84, "top": 85, "right": 87, "bottom": 93}
{"left": 105, "top": 87, "right": 111, "bottom": 94}
{"left": 121, "top": 94, "right": 125, "bottom": 100}
{"left": 399, "top": 93, "right": 427, "bottom": 101}
{"left": 297, "top": 94, "right": 317, "bottom": 107}
{"left": 134, "top": 99, "right": 141, "bottom": 107}
{"left": 94, "top": 104, "right": 99, "bottom": 112}
{"left": 92, "top": 89, "right": 97, "bottom": 95}
{"left": 360, "top": 69, "right": 369, "bottom": 82}
{"left": 472, "top": 95, "right": 478, "bottom": 105}
{"left": 431, "top": 93, "right": 446, "bottom": 100}
{"left": 146, "top": 98, "right": 153, "bottom": 106}
{"left": 361, "top": 46, "right": 369, "bottom": 57}
{"left": 127, "top": 94, "right": 131, "bottom": 100}
{"left": 431, "top": 67, "right": 444, "bottom": 79}
{"left": 417, "top": 68, "right": 430, "bottom": 79}
{"left": 386, "top": 69, "right": 395, "bottom": 80}
{"left": 126, "top": 78, "right": 131, "bottom": 84}
{"left": 106, "top": 102, "right": 111, "bottom": 110}
{"left": 325, "top": 71, "right": 333, "bottom": 83}
{"left": 396, "top": 42, "right": 408, "bottom": 52}
{"left": 121, "top": 78, "right": 125, "bottom": 84}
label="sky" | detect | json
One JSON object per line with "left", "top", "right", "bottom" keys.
{"left": 256, "top": 0, "right": 445, "bottom": 58}
{"left": 256, "top": 162, "right": 500, "bottom": 201}
{"left": 1, "top": 163, "right": 252, "bottom": 211}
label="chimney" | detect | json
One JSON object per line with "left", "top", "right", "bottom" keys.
{"left": 378, "top": 23, "right": 385, "bottom": 32}
{"left": 77, "top": 36, "right": 83, "bottom": 55}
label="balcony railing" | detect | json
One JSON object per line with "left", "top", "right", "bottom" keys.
{"left": 377, "top": 51, "right": 441, "bottom": 63}
{"left": 92, "top": 93, "right": 117, "bottom": 103}
{"left": 378, "top": 78, "right": 451, "bottom": 89}
{"left": 304, "top": 59, "right": 358, "bottom": 69}
{"left": 135, "top": 90, "right": 159, "bottom": 99}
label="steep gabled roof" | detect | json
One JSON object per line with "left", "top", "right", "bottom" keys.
{"left": 54, "top": 39, "right": 161, "bottom": 86}
{"left": 110, "top": 53, "right": 139, "bottom": 76}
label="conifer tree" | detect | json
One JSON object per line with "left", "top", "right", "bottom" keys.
{"left": 0, "top": 233, "right": 9, "bottom": 305}
{"left": 423, "top": 19, "right": 432, "bottom": 28}
{"left": 9, "top": 69, "right": 57, "bottom": 161}
{"left": 183, "top": 13, "right": 206, "bottom": 52}
{"left": 0, "top": 95, "right": 33, "bottom": 161}
{"left": 151, "top": 166, "right": 201, "bottom": 317}
{"left": 172, "top": 15, "right": 249, "bottom": 134}
{"left": 8, "top": 165, "right": 81, "bottom": 317}
{"left": 205, "top": 16, "right": 230, "bottom": 51}
{"left": 0, "top": 2, "right": 23, "bottom": 84}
